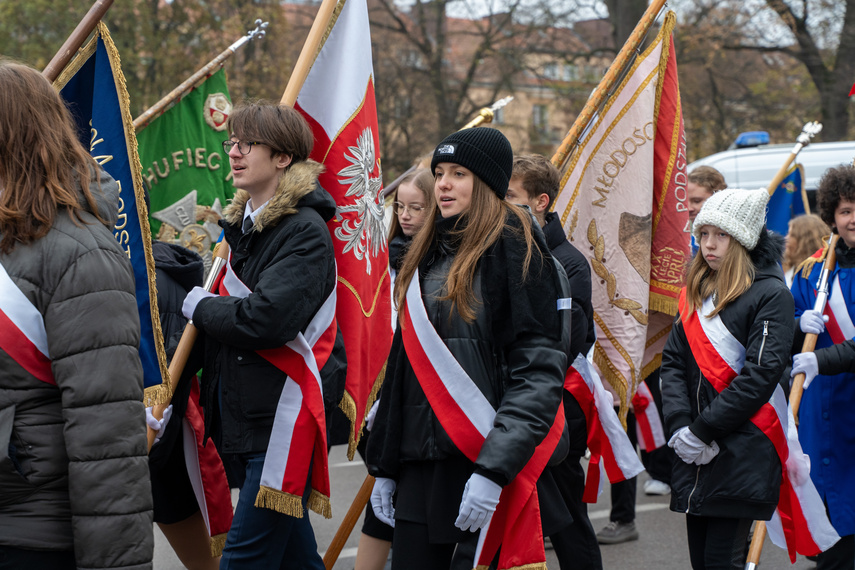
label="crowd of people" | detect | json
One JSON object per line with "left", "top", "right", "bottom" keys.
{"left": 1, "top": 58, "right": 853, "bottom": 570}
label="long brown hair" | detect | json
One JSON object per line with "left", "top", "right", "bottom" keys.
{"left": 0, "top": 60, "right": 102, "bottom": 253}
{"left": 394, "top": 176, "right": 535, "bottom": 323}
{"left": 684, "top": 230, "right": 754, "bottom": 318}
{"left": 784, "top": 214, "right": 830, "bottom": 271}
{"left": 387, "top": 168, "right": 435, "bottom": 241}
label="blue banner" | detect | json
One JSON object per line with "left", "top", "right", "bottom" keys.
{"left": 766, "top": 163, "right": 806, "bottom": 236}
{"left": 55, "top": 23, "right": 168, "bottom": 405}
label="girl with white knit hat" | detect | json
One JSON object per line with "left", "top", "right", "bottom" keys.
{"left": 660, "top": 188, "right": 796, "bottom": 569}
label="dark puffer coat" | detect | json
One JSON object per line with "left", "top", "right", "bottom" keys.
{"left": 0, "top": 168, "right": 154, "bottom": 568}
{"left": 661, "top": 230, "right": 794, "bottom": 521}
{"left": 368, "top": 211, "right": 567, "bottom": 487}
{"left": 189, "top": 160, "right": 347, "bottom": 455}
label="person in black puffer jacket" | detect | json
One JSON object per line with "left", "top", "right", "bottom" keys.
{"left": 367, "top": 128, "right": 567, "bottom": 570}
{"left": 661, "top": 188, "right": 794, "bottom": 570}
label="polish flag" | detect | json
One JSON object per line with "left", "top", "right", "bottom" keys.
{"left": 295, "top": 0, "right": 392, "bottom": 459}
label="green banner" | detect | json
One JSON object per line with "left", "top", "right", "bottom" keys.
{"left": 137, "top": 68, "right": 234, "bottom": 255}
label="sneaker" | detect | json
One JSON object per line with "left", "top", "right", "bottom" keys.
{"left": 596, "top": 521, "right": 639, "bottom": 544}
{"left": 643, "top": 479, "right": 671, "bottom": 496}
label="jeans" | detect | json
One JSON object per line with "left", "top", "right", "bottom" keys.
{"left": 220, "top": 452, "right": 324, "bottom": 570}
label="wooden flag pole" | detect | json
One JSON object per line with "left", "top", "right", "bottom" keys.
{"left": 790, "top": 233, "right": 839, "bottom": 422}
{"left": 43, "top": 0, "right": 114, "bottom": 82}
{"left": 745, "top": 226, "right": 834, "bottom": 569}
{"left": 134, "top": 20, "right": 268, "bottom": 132}
{"left": 146, "top": 242, "right": 229, "bottom": 451}
{"left": 280, "top": 0, "right": 341, "bottom": 107}
{"left": 323, "top": 474, "right": 375, "bottom": 569}
{"left": 550, "top": 0, "right": 666, "bottom": 170}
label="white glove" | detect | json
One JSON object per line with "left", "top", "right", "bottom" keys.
{"left": 799, "top": 310, "right": 829, "bottom": 335}
{"left": 791, "top": 352, "right": 820, "bottom": 390}
{"left": 145, "top": 404, "right": 173, "bottom": 446}
{"left": 694, "top": 440, "right": 720, "bottom": 465}
{"left": 455, "top": 473, "right": 502, "bottom": 532}
{"left": 182, "top": 286, "right": 216, "bottom": 321}
{"left": 668, "top": 427, "right": 708, "bottom": 465}
{"left": 370, "top": 477, "right": 396, "bottom": 528}
{"left": 365, "top": 400, "right": 379, "bottom": 432}
{"left": 786, "top": 451, "right": 812, "bottom": 487}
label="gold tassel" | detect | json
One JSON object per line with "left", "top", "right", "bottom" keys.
{"left": 338, "top": 392, "right": 359, "bottom": 460}
{"left": 340, "top": 361, "right": 387, "bottom": 460}
{"left": 254, "top": 486, "right": 303, "bottom": 517}
{"left": 209, "top": 533, "right": 227, "bottom": 558}
{"left": 308, "top": 489, "right": 332, "bottom": 519}
{"left": 797, "top": 238, "right": 830, "bottom": 280}
{"left": 143, "top": 383, "right": 173, "bottom": 407}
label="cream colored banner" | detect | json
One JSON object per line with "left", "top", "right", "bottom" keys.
{"left": 553, "top": 37, "right": 665, "bottom": 420}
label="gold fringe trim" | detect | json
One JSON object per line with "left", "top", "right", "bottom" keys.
{"left": 143, "top": 383, "right": 172, "bottom": 408}
{"left": 339, "top": 392, "right": 359, "bottom": 460}
{"left": 308, "top": 489, "right": 332, "bottom": 519}
{"left": 642, "top": 354, "right": 662, "bottom": 382}
{"left": 254, "top": 485, "right": 303, "bottom": 517}
{"left": 473, "top": 562, "right": 547, "bottom": 570}
{"left": 797, "top": 239, "right": 830, "bottom": 280}
{"left": 209, "top": 533, "right": 227, "bottom": 558}
{"left": 340, "top": 361, "right": 387, "bottom": 461}
{"left": 53, "top": 24, "right": 171, "bottom": 400}
{"left": 648, "top": 292, "right": 678, "bottom": 317}
{"left": 593, "top": 346, "right": 629, "bottom": 430}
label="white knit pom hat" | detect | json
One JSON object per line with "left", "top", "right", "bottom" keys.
{"left": 692, "top": 188, "right": 770, "bottom": 251}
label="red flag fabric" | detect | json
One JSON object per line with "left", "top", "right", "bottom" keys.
{"left": 295, "top": 0, "right": 392, "bottom": 459}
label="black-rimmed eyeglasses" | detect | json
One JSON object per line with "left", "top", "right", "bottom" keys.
{"left": 223, "top": 140, "right": 260, "bottom": 155}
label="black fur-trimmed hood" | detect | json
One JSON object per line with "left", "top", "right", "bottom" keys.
{"left": 751, "top": 228, "right": 786, "bottom": 279}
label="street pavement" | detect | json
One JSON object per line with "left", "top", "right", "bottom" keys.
{"left": 154, "top": 444, "right": 816, "bottom": 569}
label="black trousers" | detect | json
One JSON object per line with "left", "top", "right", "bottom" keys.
{"left": 547, "top": 393, "right": 603, "bottom": 569}
{"left": 0, "top": 546, "right": 75, "bottom": 570}
{"left": 640, "top": 369, "right": 676, "bottom": 484}
{"left": 390, "top": 519, "right": 485, "bottom": 570}
{"left": 685, "top": 514, "right": 753, "bottom": 570}
{"left": 816, "top": 533, "right": 854, "bottom": 570}
{"left": 609, "top": 410, "right": 637, "bottom": 523}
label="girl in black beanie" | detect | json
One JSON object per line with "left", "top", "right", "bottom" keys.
{"left": 366, "top": 127, "right": 568, "bottom": 570}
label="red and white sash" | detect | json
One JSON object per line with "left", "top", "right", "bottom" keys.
{"left": 679, "top": 290, "right": 839, "bottom": 561}
{"left": 823, "top": 275, "right": 855, "bottom": 344}
{"left": 400, "top": 269, "right": 564, "bottom": 570}
{"left": 633, "top": 379, "right": 666, "bottom": 452}
{"left": 564, "top": 355, "right": 644, "bottom": 503}
{"left": 215, "top": 253, "right": 336, "bottom": 518}
{"left": 0, "top": 261, "right": 54, "bottom": 385}
{"left": 182, "top": 377, "right": 234, "bottom": 555}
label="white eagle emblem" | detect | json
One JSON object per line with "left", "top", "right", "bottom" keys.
{"left": 334, "top": 127, "right": 386, "bottom": 274}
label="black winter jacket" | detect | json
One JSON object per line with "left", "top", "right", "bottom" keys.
{"left": 543, "top": 211, "right": 595, "bottom": 358}
{"left": 189, "top": 161, "right": 347, "bottom": 455}
{"left": 661, "top": 230, "right": 794, "bottom": 521}
{"left": 368, "top": 212, "right": 567, "bottom": 486}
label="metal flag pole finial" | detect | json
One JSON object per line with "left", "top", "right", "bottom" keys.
{"left": 461, "top": 96, "right": 514, "bottom": 130}
{"left": 229, "top": 19, "right": 270, "bottom": 52}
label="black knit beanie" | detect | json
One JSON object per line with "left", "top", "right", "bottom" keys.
{"left": 430, "top": 127, "right": 513, "bottom": 199}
